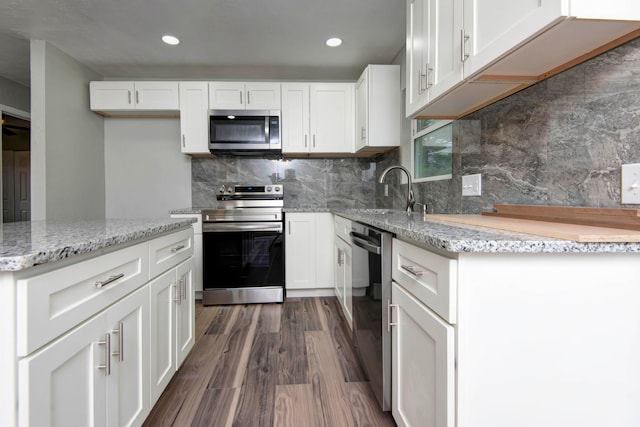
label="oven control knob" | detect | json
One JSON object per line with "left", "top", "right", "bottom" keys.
{"left": 218, "top": 185, "right": 226, "bottom": 193}
{"left": 274, "top": 186, "right": 281, "bottom": 192}
{"left": 226, "top": 186, "right": 234, "bottom": 194}
{"left": 266, "top": 186, "right": 272, "bottom": 192}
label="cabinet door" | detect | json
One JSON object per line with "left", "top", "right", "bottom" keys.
{"left": 18, "top": 314, "right": 108, "bottom": 427}
{"left": 90, "top": 81, "right": 135, "bottom": 111}
{"left": 176, "top": 258, "right": 195, "bottom": 368}
{"left": 149, "top": 269, "right": 177, "bottom": 403}
{"left": 335, "top": 236, "right": 353, "bottom": 327}
{"left": 405, "top": 0, "right": 428, "bottom": 117}
{"left": 462, "top": 0, "right": 563, "bottom": 77}
{"left": 134, "top": 82, "right": 179, "bottom": 110}
{"left": 281, "top": 83, "right": 310, "bottom": 153}
{"left": 209, "top": 82, "right": 245, "bottom": 109}
{"left": 179, "top": 82, "right": 210, "bottom": 154}
{"left": 428, "top": 0, "right": 464, "bottom": 101}
{"left": 106, "top": 286, "right": 150, "bottom": 427}
{"left": 245, "top": 82, "right": 281, "bottom": 109}
{"left": 285, "top": 213, "right": 316, "bottom": 289}
{"left": 392, "top": 282, "right": 455, "bottom": 427}
{"left": 309, "top": 83, "right": 354, "bottom": 153}
{"left": 355, "top": 71, "right": 368, "bottom": 152}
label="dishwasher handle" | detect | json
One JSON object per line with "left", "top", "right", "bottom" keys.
{"left": 350, "top": 231, "right": 381, "bottom": 255}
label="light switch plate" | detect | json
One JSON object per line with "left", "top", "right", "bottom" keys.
{"left": 621, "top": 163, "right": 640, "bottom": 204}
{"left": 462, "top": 174, "right": 482, "bottom": 196}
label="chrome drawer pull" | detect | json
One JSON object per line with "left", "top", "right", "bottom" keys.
{"left": 171, "top": 244, "right": 186, "bottom": 252}
{"left": 95, "top": 273, "right": 125, "bottom": 288}
{"left": 401, "top": 264, "right": 423, "bottom": 277}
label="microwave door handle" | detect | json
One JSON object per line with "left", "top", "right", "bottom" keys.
{"left": 265, "top": 116, "right": 270, "bottom": 143}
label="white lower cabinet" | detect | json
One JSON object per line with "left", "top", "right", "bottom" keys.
{"left": 285, "top": 213, "right": 334, "bottom": 295}
{"left": 391, "top": 281, "right": 455, "bottom": 427}
{"left": 4, "top": 227, "right": 195, "bottom": 427}
{"left": 334, "top": 234, "right": 353, "bottom": 326}
{"left": 149, "top": 258, "right": 195, "bottom": 402}
{"left": 18, "top": 285, "right": 150, "bottom": 427}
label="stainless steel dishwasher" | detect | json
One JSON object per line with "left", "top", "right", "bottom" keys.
{"left": 350, "top": 222, "right": 393, "bottom": 412}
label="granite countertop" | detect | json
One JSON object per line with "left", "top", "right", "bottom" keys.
{"left": 0, "top": 218, "right": 196, "bottom": 272}
{"left": 333, "top": 209, "right": 640, "bottom": 254}
{"left": 170, "top": 208, "right": 204, "bottom": 215}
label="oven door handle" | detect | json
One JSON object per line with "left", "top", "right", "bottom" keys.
{"left": 203, "top": 222, "right": 283, "bottom": 233}
{"left": 351, "top": 233, "right": 381, "bottom": 255}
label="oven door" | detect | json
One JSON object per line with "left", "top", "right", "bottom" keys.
{"left": 202, "top": 221, "right": 284, "bottom": 305}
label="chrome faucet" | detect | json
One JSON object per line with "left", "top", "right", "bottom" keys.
{"left": 379, "top": 165, "right": 415, "bottom": 213}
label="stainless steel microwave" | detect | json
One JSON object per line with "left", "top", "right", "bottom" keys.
{"left": 209, "top": 109, "right": 281, "bottom": 156}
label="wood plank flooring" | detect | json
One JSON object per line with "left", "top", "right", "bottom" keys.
{"left": 143, "top": 297, "right": 396, "bottom": 427}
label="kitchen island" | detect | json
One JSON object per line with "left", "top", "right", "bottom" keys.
{"left": 0, "top": 218, "right": 196, "bottom": 427}
{"left": 305, "top": 208, "right": 640, "bottom": 427}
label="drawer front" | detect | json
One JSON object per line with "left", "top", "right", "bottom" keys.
{"left": 334, "top": 215, "right": 352, "bottom": 242}
{"left": 149, "top": 228, "right": 194, "bottom": 278}
{"left": 392, "top": 238, "right": 457, "bottom": 324}
{"left": 16, "top": 242, "right": 149, "bottom": 356}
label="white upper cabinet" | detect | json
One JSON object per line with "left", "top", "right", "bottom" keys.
{"left": 281, "top": 83, "right": 355, "bottom": 154}
{"left": 281, "top": 83, "right": 310, "bottom": 153}
{"left": 208, "top": 82, "right": 281, "bottom": 110}
{"left": 408, "top": 0, "right": 640, "bottom": 118}
{"left": 406, "top": 0, "right": 464, "bottom": 118}
{"left": 355, "top": 64, "right": 401, "bottom": 153}
{"left": 179, "top": 82, "right": 210, "bottom": 154}
{"left": 309, "top": 83, "right": 354, "bottom": 154}
{"left": 90, "top": 81, "right": 179, "bottom": 113}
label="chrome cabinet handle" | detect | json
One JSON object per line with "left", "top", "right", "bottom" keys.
{"left": 171, "top": 244, "right": 186, "bottom": 252}
{"left": 97, "top": 333, "right": 111, "bottom": 376}
{"left": 312, "top": 135, "right": 316, "bottom": 148}
{"left": 182, "top": 134, "right": 186, "bottom": 148}
{"left": 240, "top": 92, "right": 243, "bottom": 105}
{"left": 461, "top": 29, "right": 470, "bottom": 62}
{"left": 181, "top": 277, "right": 187, "bottom": 301}
{"left": 304, "top": 135, "right": 307, "bottom": 148}
{"left": 111, "top": 322, "right": 124, "bottom": 362}
{"left": 401, "top": 264, "right": 423, "bottom": 277}
{"left": 426, "top": 65, "right": 433, "bottom": 89}
{"left": 173, "top": 282, "right": 182, "bottom": 304}
{"left": 417, "top": 67, "right": 424, "bottom": 94}
{"left": 128, "top": 90, "right": 132, "bottom": 105}
{"left": 135, "top": 90, "right": 140, "bottom": 104}
{"left": 247, "top": 91, "right": 250, "bottom": 105}
{"left": 387, "top": 299, "right": 398, "bottom": 332}
{"left": 361, "top": 127, "right": 366, "bottom": 141}
{"left": 95, "top": 273, "right": 125, "bottom": 288}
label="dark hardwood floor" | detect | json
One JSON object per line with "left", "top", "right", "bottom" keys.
{"left": 143, "top": 297, "right": 396, "bottom": 427}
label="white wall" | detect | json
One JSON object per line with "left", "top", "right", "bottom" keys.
{"left": 0, "top": 76, "right": 30, "bottom": 112}
{"left": 104, "top": 118, "right": 191, "bottom": 218}
{"left": 30, "top": 40, "right": 105, "bottom": 221}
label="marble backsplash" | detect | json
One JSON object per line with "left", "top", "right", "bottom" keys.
{"left": 381, "top": 36, "right": 640, "bottom": 214}
{"left": 192, "top": 37, "right": 640, "bottom": 213}
{"left": 192, "top": 157, "right": 378, "bottom": 209}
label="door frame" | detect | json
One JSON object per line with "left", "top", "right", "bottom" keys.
{"left": 0, "top": 104, "right": 31, "bottom": 222}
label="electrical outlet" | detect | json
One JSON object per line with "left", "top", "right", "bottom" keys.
{"left": 462, "top": 174, "right": 482, "bottom": 196}
{"left": 621, "top": 163, "right": 640, "bottom": 204}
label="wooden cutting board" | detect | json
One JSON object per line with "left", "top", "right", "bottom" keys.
{"left": 426, "top": 214, "right": 640, "bottom": 242}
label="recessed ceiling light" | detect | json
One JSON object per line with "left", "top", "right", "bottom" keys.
{"left": 162, "top": 35, "right": 180, "bottom": 45}
{"left": 326, "top": 37, "right": 342, "bottom": 47}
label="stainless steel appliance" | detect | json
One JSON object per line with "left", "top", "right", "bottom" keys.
{"left": 350, "top": 223, "right": 393, "bottom": 411}
{"left": 201, "top": 183, "right": 284, "bottom": 305}
{"left": 209, "top": 110, "right": 281, "bottom": 156}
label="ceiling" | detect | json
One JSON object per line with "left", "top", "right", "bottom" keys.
{"left": 0, "top": 0, "right": 405, "bottom": 88}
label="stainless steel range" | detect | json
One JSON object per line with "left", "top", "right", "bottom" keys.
{"left": 201, "top": 183, "right": 284, "bottom": 305}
